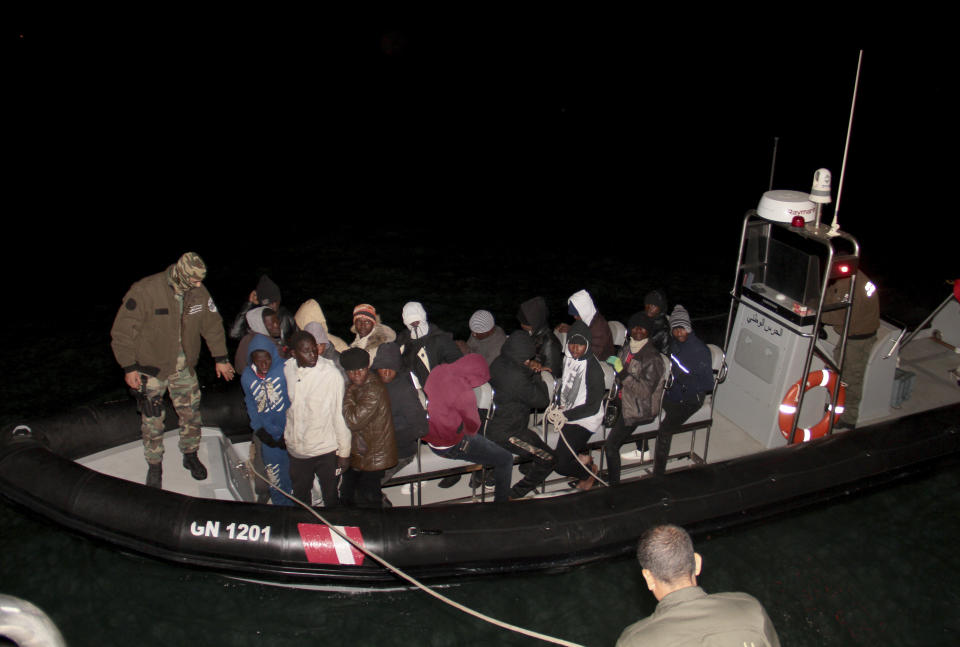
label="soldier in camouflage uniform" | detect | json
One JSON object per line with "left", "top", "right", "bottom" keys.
{"left": 110, "top": 252, "right": 236, "bottom": 488}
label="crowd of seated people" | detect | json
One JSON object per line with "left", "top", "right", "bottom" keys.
{"left": 229, "top": 277, "right": 715, "bottom": 507}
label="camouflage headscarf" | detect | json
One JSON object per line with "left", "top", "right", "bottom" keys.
{"left": 169, "top": 252, "right": 207, "bottom": 293}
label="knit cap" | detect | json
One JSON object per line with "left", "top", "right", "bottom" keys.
{"left": 353, "top": 304, "right": 378, "bottom": 325}
{"left": 669, "top": 305, "right": 693, "bottom": 333}
{"left": 468, "top": 310, "right": 495, "bottom": 334}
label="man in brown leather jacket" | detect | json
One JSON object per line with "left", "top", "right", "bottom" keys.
{"left": 340, "top": 348, "right": 398, "bottom": 507}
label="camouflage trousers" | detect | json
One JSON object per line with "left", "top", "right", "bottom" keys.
{"left": 141, "top": 366, "right": 203, "bottom": 464}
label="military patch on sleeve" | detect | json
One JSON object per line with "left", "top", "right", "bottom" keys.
{"left": 207, "top": 297, "right": 217, "bottom": 313}
{"left": 125, "top": 298, "right": 137, "bottom": 310}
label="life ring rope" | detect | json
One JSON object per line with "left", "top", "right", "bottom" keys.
{"left": 778, "top": 369, "right": 847, "bottom": 443}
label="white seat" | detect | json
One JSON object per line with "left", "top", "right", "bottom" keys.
{"left": 474, "top": 382, "right": 494, "bottom": 410}
{"left": 608, "top": 320, "right": 627, "bottom": 348}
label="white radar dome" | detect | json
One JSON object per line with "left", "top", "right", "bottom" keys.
{"left": 757, "top": 190, "right": 816, "bottom": 223}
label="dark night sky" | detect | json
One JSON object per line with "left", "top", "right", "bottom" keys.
{"left": 11, "top": 11, "right": 953, "bottom": 300}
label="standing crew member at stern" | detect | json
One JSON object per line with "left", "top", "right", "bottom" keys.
{"left": 110, "top": 252, "right": 235, "bottom": 489}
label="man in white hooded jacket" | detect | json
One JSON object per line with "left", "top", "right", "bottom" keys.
{"left": 284, "top": 330, "right": 352, "bottom": 506}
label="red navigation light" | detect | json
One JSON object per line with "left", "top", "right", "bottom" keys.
{"left": 829, "top": 256, "right": 858, "bottom": 279}
{"left": 791, "top": 216, "right": 806, "bottom": 228}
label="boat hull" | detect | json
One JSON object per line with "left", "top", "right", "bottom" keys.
{"left": 2, "top": 391, "right": 958, "bottom": 584}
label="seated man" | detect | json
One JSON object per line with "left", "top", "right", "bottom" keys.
{"left": 423, "top": 353, "right": 514, "bottom": 503}
{"left": 604, "top": 311, "right": 666, "bottom": 484}
{"left": 517, "top": 296, "right": 563, "bottom": 377}
{"left": 340, "top": 348, "right": 398, "bottom": 508}
{"left": 653, "top": 305, "right": 713, "bottom": 476}
{"left": 283, "top": 330, "right": 352, "bottom": 507}
{"left": 553, "top": 320, "right": 606, "bottom": 491}
{"left": 617, "top": 524, "right": 780, "bottom": 646}
{"left": 486, "top": 331, "right": 557, "bottom": 498}
{"left": 457, "top": 309, "right": 506, "bottom": 366}
{"left": 397, "top": 301, "right": 462, "bottom": 387}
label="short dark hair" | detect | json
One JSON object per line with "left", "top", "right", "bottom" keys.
{"left": 289, "top": 330, "right": 316, "bottom": 349}
{"left": 636, "top": 524, "right": 696, "bottom": 584}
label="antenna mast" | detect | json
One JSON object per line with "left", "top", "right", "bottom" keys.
{"left": 829, "top": 49, "right": 864, "bottom": 234}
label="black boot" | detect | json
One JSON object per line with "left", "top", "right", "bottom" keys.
{"left": 182, "top": 452, "right": 207, "bottom": 480}
{"left": 146, "top": 463, "right": 162, "bottom": 489}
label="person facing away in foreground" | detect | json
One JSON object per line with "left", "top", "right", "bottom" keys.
{"left": 616, "top": 524, "right": 780, "bottom": 647}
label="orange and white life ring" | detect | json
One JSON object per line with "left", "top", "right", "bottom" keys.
{"left": 778, "top": 369, "right": 847, "bottom": 444}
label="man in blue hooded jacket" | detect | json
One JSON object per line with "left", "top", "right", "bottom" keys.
{"left": 241, "top": 334, "right": 294, "bottom": 505}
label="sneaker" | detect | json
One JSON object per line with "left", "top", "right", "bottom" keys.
{"left": 620, "top": 449, "right": 652, "bottom": 462}
{"left": 182, "top": 452, "right": 208, "bottom": 480}
{"left": 146, "top": 463, "right": 162, "bottom": 489}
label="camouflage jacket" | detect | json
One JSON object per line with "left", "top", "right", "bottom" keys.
{"left": 110, "top": 266, "right": 229, "bottom": 380}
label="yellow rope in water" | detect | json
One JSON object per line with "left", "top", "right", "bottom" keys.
{"left": 248, "top": 466, "right": 587, "bottom": 647}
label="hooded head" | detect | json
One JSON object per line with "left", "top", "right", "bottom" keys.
{"left": 567, "top": 289, "right": 597, "bottom": 326}
{"left": 247, "top": 333, "right": 282, "bottom": 374}
{"left": 426, "top": 353, "right": 490, "bottom": 399}
{"left": 402, "top": 301, "right": 430, "bottom": 338}
{"left": 517, "top": 296, "right": 549, "bottom": 332}
{"left": 169, "top": 252, "right": 207, "bottom": 293}
{"left": 246, "top": 306, "right": 270, "bottom": 336}
{"left": 500, "top": 330, "right": 537, "bottom": 365}
{"left": 304, "top": 322, "right": 330, "bottom": 346}
{"left": 565, "top": 320, "right": 592, "bottom": 360}
{"left": 255, "top": 275, "right": 282, "bottom": 308}
{"left": 644, "top": 289, "right": 668, "bottom": 317}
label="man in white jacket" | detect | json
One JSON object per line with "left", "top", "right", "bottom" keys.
{"left": 284, "top": 330, "right": 352, "bottom": 506}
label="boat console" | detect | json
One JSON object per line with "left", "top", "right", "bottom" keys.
{"left": 716, "top": 190, "right": 863, "bottom": 448}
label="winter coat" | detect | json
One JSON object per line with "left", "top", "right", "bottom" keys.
{"left": 486, "top": 332, "right": 551, "bottom": 444}
{"left": 111, "top": 266, "right": 229, "bottom": 380}
{"left": 467, "top": 326, "right": 507, "bottom": 366}
{"left": 283, "top": 356, "right": 352, "bottom": 459}
{"left": 349, "top": 320, "right": 397, "bottom": 362}
{"left": 665, "top": 332, "right": 714, "bottom": 404}
{"left": 648, "top": 313, "right": 671, "bottom": 355}
{"left": 616, "top": 339, "right": 665, "bottom": 424}
{"left": 397, "top": 324, "right": 463, "bottom": 387}
{"left": 343, "top": 372, "right": 398, "bottom": 472}
{"left": 518, "top": 296, "right": 563, "bottom": 377}
{"left": 241, "top": 334, "right": 289, "bottom": 440}
{"left": 423, "top": 353, "right": 490, "bottom": 448}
